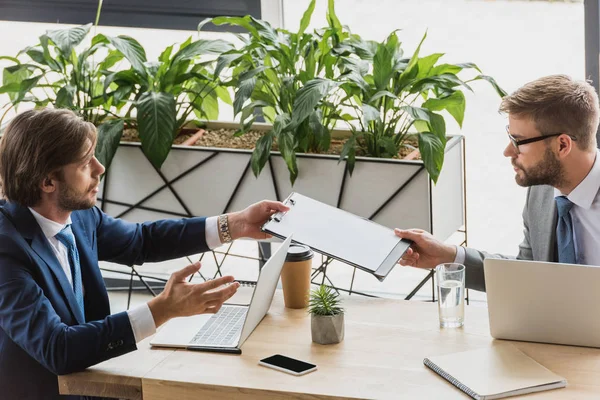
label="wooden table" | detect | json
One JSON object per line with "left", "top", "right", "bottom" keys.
{"left": 59, "top": 292, "right": 600, "bottom": 399}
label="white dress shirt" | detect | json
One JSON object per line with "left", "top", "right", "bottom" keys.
{"left": 29, "top": 209, "right": 222, "bottom": 343}
{"left": 454, "top": 150, "right": 600, "bottom": 266}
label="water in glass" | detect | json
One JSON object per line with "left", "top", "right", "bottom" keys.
{"left": 438, "top": 279, "right": 464, "bottom": 328}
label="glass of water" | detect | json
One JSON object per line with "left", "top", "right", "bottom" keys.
{"left": 436, "top": 263, "right": 465, "bottom": 328}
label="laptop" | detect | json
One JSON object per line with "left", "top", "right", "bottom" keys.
{"left": 484, "top": 258, "right": 600, "bottom": 348}
{"left": 150, "top": 235, "right": 293, "bottom": 354}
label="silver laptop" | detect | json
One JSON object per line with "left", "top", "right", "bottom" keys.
{"left": 484, "top": 258, "right": 600, "bottom": 348}
{"left": 150, "top": 235, "right": 292, "bottom": 353}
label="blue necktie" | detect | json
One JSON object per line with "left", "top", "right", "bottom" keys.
{"left": 55, "top": 225, "right": 85, "bottom": 320}
{"left": 555, "top": 196, "right": 576, "bottom": 264}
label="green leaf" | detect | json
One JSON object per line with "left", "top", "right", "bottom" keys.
{"left": 233, "top": 76, "right": 257, "bottom": 115}
{"left": 278, "top": 131, "right": 298, "bottom": 185}
{"left": 400, "top": 105, "right": 431, "bottom": 123}
{"left": 422, "top": 91, "right": 466, "bottom": 128}
{"left": 339, "top": 133, "right": 356, "bottom": 160}
{"left": 15, "top": 76, "right": 42, "bottom": 102}
{"left": 272, "top": 113, "right": 291, "bottom": 137}
{"left": 198, "top": 91, "right": 220, "bottom": 121}
{"left": 136, "top": 92, "right": 177, "bottom": 169}
{"left": 326, "top": 0, "right": 343, "bottom": 32}
{"left": 373, "top": 40, "right": 394, "bottom": 90}
{"left": 102, "top": 35, "right": 148, "bottom": 77}
{"left": 347, "top": 37, "right": 378, "bottom": 60}
{"left": 418, "top": 131, "right": 445, "bottom": 183}
{"left": 2, "top": 64, "right": 33, "bottom": 101}
{"left": 214, "top": 52, "right": 244, "bottom": 77}
{"left": 368, "top": 90, "right": 397, "bottom": 103}
{"left": 249, "top": 17, "right": 279, "bottom": 45}
{"left": 471, "top": 74, "right": 508, "bottom": 97}
{"left": 362, "top": 104, "right": 380, "bottom": 125}
{"left": 98, "top": 50, "right": 124, "bottom": 71}
{"left": 197, "top": 18, "right": 212, "bottom": 32}
{"left": 427, "top": 112, "right": 447, "bottom": 142}
{"left": 308, "top": 110, "right": 330, "bottom": 151}
{"left": 415, "top": 53, "right": 444, "bottom": 79}
{"left": 171, "top": 39, "right": 232, "bottom": 65}
{"left": 212, "top": 16, "right": 258, "bottom": 38}
{"left": 299, "top": 0, "right": 316, "bottom": 36}
{"left": 397, "top": 31, "right": 427, "bottom": 89}
{"left": 215, "top": 85, "right": 232, "bottom": 105}
{"left": 46, "top": 24, "right": 91, "bottom": 56}
{"left": 95, "top": 119, "right": 124, "bottom": 171}
{"left": 0, "top": 56, "right": 20, "bottom": 64}
{"left": 251, "top": 131, "right": 273, "bottom": 177}
{"left": 428, "top": 63, "right": 462, "bottom": 77}
{"left": 55, "top": 84, "right": 76, "bottom": 108}
{"left": 291, "top": 78, "right": 338, "bottom": 127}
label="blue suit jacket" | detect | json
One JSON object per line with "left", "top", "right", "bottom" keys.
{"left": 0, "top": 202, "right": 208, "bottom": 399}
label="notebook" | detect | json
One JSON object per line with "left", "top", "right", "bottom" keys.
{"left": 423, "top": 344, "right": 566, "bottom": 399}
{"left": 261, "top": 192, "right": 412, "bottom": 281}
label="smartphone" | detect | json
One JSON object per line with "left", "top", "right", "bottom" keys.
{"left": 258, "top": 354, "right": 317, "bottom": 376}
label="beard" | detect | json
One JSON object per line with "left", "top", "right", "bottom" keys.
{"left": 513, "top": 146, "right": 565, "bottom": 187}
{"left": 57, "top": 181, "right": 98, "bottom": 211}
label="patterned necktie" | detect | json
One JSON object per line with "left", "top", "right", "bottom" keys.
{"left": 555, "top": 196, "right": 576, "bottom": 264}
{"left": 55, "top": 225, "right": 85, "bottom": 320}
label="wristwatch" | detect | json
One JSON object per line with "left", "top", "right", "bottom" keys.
{"left": 218, "top": 214, "right": 233, "bottom": 243}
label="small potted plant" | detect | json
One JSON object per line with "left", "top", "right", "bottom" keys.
{"left": 308, "top": 285, "right": 344, "bottom": 345}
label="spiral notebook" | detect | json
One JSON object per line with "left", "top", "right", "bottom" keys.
{"left": 261, "top": 192, "right": 412, "bottom": 281}
{"left": 423, "top": 344, "right": 566, "bottom": 399}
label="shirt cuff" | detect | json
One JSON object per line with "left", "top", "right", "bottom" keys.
{"left": 205, "top": 216, "right": 222, "bottom": 250}
{"left": 454, "top": 245, "right": 466, "bottom": 264}
{"left": 127, "top": 303, "right": 156, "bottom": 343}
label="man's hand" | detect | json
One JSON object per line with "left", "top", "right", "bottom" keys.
{"left": 148, "top": 262, "right": 239, "bottom": 328}
{"left": 227, "top": 200, "right": 289, "bottom": 240}
{"left": 395, "top": 228, "right": 457, "bottom": 269}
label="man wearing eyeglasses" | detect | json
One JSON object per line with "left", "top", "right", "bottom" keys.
{"left": 395, "top": 74, "right": 600, "bottom": 291}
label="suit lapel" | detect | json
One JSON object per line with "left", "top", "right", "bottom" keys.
{"left": 70, "top": 212, "right": 108, "bottom": 319}
{"left": 3, "top": 203, "right": 85, "bottom": 324}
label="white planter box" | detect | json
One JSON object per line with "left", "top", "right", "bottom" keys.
{"left": 98, "top": 124, "right": 465, "bottom": 242}
{"left": 97, "top": 122, "right": 465, "bottom": 292}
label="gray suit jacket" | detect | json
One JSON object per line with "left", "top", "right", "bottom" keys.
{"left": 464, "top": 185, "right": 558, "bottom": 292}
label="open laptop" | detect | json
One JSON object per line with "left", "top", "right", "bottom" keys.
{"left": 150, "top": 235, "right": 293, "bottom": 354}
{"left": 484, "top": 258, "right": 600, "bottom": 348}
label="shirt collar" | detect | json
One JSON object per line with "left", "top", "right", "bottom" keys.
{"left": 28, "top": 208, "right": 72, "bottom": 239}
{"left": 554, "top": 150, "right": 600, "bottom": 209}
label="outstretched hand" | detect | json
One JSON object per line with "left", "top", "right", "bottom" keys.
{"left": 148, "top": 262, "right": 240, "bottom": 328}
{"left": 228, "top": 200, "right": 289, "bottom": 240}
{"left": 394, "top": 228, "right": 457, "bottom": 269}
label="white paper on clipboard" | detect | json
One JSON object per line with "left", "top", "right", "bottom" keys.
{"left": 261, "top": 192, "right": 412, "bottom": 281}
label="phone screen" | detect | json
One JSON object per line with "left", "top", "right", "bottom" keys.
{"left": 260, "top": 354, "right": 316, "bottom": 374}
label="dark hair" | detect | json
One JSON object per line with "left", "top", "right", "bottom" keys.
{"left": 0, "top": 108, "right": 97, "bottom": 206}
{"left": 499, "top": 74, "right": 600, "bottom": 151}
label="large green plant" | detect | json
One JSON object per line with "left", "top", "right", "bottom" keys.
{"left": 203, "top": 0, "right": 349, "bottom": 184}
{"left": 0, "top": 23, "right": 116, "bottom": 125}
{"left": 336, "top": 31, "right": 506, "bottom": 182}
{"left": 97, "top": 35, "right": 233, "bottom": 169}
{"left": 0, "top": 25, "right": 232, "bottom": 170}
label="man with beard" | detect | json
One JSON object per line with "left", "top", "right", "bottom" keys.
{"left": 395, "top": 75, "right": 600, "bottom": 292}
{"left": 0, "top": 108, "right": 289, "bottom": 399}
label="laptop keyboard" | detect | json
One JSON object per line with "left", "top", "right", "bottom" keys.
{"left": 189, "top": 306, "right": 247, "bottom": 347}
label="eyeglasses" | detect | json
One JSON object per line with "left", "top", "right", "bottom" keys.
{"left": 505, "top": 125, "right": 576, "bottom": 154}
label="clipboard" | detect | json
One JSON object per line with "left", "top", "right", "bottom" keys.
{"left": 261, "top": 192, "right": 412, "bottom": 281}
